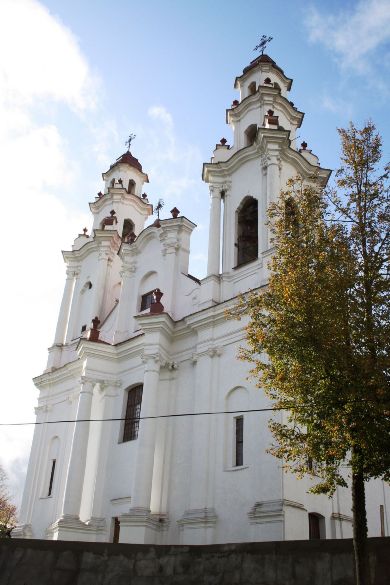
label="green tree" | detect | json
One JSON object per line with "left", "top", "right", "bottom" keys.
{"left": 0, "top": 465, "right": 17, "bottom": 538}
{"left": 241, "top": 123, "right": 389, "bottom": 585}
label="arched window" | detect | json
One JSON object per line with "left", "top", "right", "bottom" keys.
{"left": 123, "top": 385, "right": 143, "bottom": 442}
{"left": 248, "top": 81, "right": 256, "bottom": 95}
{"left": 122, "top": 218, "right": 135, "bottom": 241}
{"left": 236, "top": 197, "right": 258, "bottom": 266}
{"left": 128, "top": 179, "right": 136, "bottom": 194}
{"left": 244, "top": 124, "right": 257, "bottom": 146}
{"left": 225, "top": 387, "right": 249, "bottom": 469}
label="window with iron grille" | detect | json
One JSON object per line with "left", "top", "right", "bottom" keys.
{"left": 123, "top": 385, "right": 143, "bottom": 442}
{"left": 140, "top": 290, "right": 155, "bottom": 311}
{"left": 235, "top": 416, "right": 244, "bottom": 466}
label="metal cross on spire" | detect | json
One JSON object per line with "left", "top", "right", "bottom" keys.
{"left": 125, "top": 133, "right": 136, "bottom": 151}
{"left": 254, "top": 35, "right": 273, "bottom": 55}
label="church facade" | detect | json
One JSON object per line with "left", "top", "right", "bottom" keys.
{"left": 14, "top": 55, "right": 389, "bottom": 544}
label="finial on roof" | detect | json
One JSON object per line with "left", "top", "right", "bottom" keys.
{"left": 301, "top": 141, "right": 308, "bottom": 150}
{"left": 82, "top": 227, "right": 88, "bottom": 236}
{"left": 150, "top": 289, "right": 164, "bottom": 314}
{"left": 125, "top": 133, "right": 136, "bottom": 152}
{"left": 170, "top": 207, "right": 180, "bottom": 218}
{"left": 154, "top": 199, "right": 164, "bottom": 220}
{"left": 254, "top": 35, "right": 273, "bottom": 55}
{"left": 88, "top": 316, "right": 101, "bottom": 342}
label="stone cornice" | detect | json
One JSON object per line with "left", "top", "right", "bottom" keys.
{"left": 203, "top": 128, "right": 291, "bottom": 182}
{"left": 63, "top": 230, "right": 122, "bottom": 264}
{"left": 101, "top": 161, "right": 149, "bottom": 183}
{"left": 135, "top": 311, "right": 176, "bottom": 339}
{"left": 204, "top": 128, "right": 331, "bottom": 186}
{"left": 89, "top": 188, "right": 153, "bottom": 216}
{"left": 119, "top": 216, "right": 196, "bottom": 265}
{"left": 34, "top": 358, "right": 82, "bottom": 390}
{"left": 226, "top": 87, "right": 304, "bottom": 128}
{"left": 234, "top": 59, "right": 293, "bottom": 90}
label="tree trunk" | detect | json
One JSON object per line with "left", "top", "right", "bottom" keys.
{"left": 352, "top": 468, "right": 369, "bottom": 585}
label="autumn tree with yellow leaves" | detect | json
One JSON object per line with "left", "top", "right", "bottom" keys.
{"left": 241, "top": 123, "right": 389, "bottom": 585}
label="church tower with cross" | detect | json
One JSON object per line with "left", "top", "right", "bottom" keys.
{"left": 14, "top": 52, "right": 389, "bottom": 545}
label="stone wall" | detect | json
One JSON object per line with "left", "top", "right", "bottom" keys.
{"left": 0, "top": 537, "right": 389, "bottom": 585}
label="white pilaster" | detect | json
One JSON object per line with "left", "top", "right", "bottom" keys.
{"left": 119, "top": 354, "right": 161, "bottom": 543}
{"left": 178, "top": 346, "right": 221, "bottom": 544}
{"left": 266, "top": 153, "right": 281, "bottom": 248}
{"left": 61, "top": 377, "right": 95, "bottom": 518}
{"left": 207, "top": 185, "right": 222, "bottom": 276}
{"left": 53, "top": 268, "right": 79, "bottom": 344}
{"left": 88, "top": 381, "right": 121, "bottom": 534}
{"left": 114, "top": 263, "right": 137, "bottom": 342}
{"left": 91, "top": 249, "right": 112, "bottom": 319}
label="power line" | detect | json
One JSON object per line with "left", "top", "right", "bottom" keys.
{"left": 0, "top": 407, "right": 283, "bottom": 427}
{"left": 0, "top": 401, "right": 387, "bottom": 427}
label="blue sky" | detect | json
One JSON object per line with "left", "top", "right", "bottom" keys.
{"left": 0, "top": 0, "right": 389, "bottom": 506}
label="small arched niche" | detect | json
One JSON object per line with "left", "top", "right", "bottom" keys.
{"left": 244, "top": 124, "right": 257, "bottom": 147}
{"left": 81, "top": 280, "right": 92, "bottom": 293}
{"left": 248, "top": 81, "right": 256, "bottom": 95}
{"left": 128, "top": 179, "right": 136, "bottom": 195}
{"left": 236, "top": 196, "right": 258, "bottom": 266}
{"left": 138, "top": 271, "right": 158, "bottom": 312}
{"left": 122, "top": 218, "right": 135, "bottom": 241}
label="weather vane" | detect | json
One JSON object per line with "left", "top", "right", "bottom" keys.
{"left": 154, "top": 198, "right": 164, "bottom": 219}
{"left": 254, "top": 35, "right": 273, "bottom": 55}
{"left": 125, "top": 133, "right": 136, "bottom": 151}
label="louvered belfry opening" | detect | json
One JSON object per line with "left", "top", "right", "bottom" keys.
{"left": 123, "top": 385, "right": 143, "bottom": 442}
{"left": 237, "top": 197, "right": 258, "bottom": 266}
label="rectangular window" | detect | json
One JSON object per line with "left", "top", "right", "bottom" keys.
{"left": 140, "top": 291, "right": 155, "bottom": 311}
{"left": 123, "top": 385, "right": 143, "bottom": 442}
{"left": 47, "top": 459, "right": 56, "bottom": 496}
{"left": 235, "top": 416, "right": 244, "bottom": 466}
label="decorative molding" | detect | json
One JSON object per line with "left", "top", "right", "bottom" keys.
{"left": 207, "top": 346, "right": 223, "bottom": 358}
{"left": 120, "top": 262, "right": 137, "bottom": 277}
{"left": 11, "top": 523, "right": 33, "bottom": 539}
{"left": 46, "top": 514, "right": 106, "bottom": 539}
{"left": 120, "top": 508, "right": 169, "bottom": 533}
{"left": 65, "top": 267, "right": 81, "bottom": 279}
{"left": 177, "top": 508, "right": 218, "bottom": 529}
{"left": 160, "top": 360, "right": 178, "bottom": 371}
{"left": 34, "top": 404, "right": 52, "bottom": 414}
{"left": 248, "top": 499, "right": 306, "bottom": 525}
{"left": 331, "top": 512, "right": 353, "bottom": 523}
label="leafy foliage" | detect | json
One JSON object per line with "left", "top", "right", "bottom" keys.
{"left": 241, "top": 122, "right": 390, "bottom": 496}
{"left": 0, "top": 465, "right": 17, "bottom": 537}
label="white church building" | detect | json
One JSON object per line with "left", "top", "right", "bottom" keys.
{"left": 14, "top": 54, "right": 389, "bottom": 545}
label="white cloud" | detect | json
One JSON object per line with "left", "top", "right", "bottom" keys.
{"left": 320, "top": 95, "right": 354, "bottom": 118}
{"left": 140, "top": 105, "right": 203, "bottom": 204}
{"left": 0, "top": 0, "right": 97, "bottom": 111}
{"left": 305, "top": 0, "right": 390, "bottom": 73}
{"left": 0, "top": 0, "right": 96, "bottom": 509}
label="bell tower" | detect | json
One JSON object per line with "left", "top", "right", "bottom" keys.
{"left": 46, "top": 148, "right": 153, "bottom": 371}
{"left": 202, "top": 54, "right": 330, "bottom": 304}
